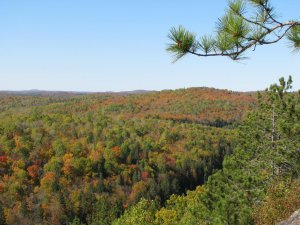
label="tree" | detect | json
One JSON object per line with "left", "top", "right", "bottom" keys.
{"left": 143, "top": 77, "right": 300, "bottom": 225}
{"left": 0, "top": 204, "right": 6, "bottom": 225}
{"left": 167, "top": 0, "right": 300, "bottom": 61}
{"left": 253, "top": 179, "right": 300, "bottom": 225}
{"left": 112, "top": 199, "right": 158, "bottom": 225}
{"left": 204, "top": 77, "right": 300, "bottom": 224}
{"left": 87, "top": 196, "right": 122, "bottom": 225}
{"left": 68, "top": 217, "right": 84, "bottom": 225}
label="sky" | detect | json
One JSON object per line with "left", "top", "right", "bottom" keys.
{"left": 0, "top": 0, "right": 300, "bottom": 92}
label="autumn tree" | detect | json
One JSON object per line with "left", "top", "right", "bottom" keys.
{"left": 253, "top": 179, "right": 300, "bottom": 225}
{"left": 167, "top": 0, "right": 300, "bottom": 61}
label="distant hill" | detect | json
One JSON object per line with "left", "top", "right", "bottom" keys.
{"left": 89, "top": 87, "right": 257, "bottom": 126}
{"left": 0, "top": 90, "right": 88, "bottom": 96}
{"left": 0, "top": 89, "right": 153, "bottom": 96}
{"left": 0, "top": 86, "right": 258, "bottom": 224}
{"left": 0, "top": 87, "right": 256, "bottom": 127}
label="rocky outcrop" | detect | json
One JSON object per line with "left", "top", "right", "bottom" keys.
{"left": 277, "top": 209, "right": 300, "bottom": 225}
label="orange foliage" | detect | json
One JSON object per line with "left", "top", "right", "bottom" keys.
{"left": 86, "top": 87, "right": 255, "bottom": 124}
{"left": 41, "top": 172, "right": 56, "bottom": 192}
{"left": 129, "top": 181, "right": 148, "bottom": 203}
{"left": 141, "top": 171, "right": 149, "bottom": 181}
{"left": 62, "top": 153, "right": 74, "bottom": 175}
{"left": 254, "top": 180, "right": 300, "bottom": 225}
{"left": 0, "top": 156, "right": 8, "bottom": 163}
{"left": 0, "top": 181, "right": 5, "bottom": 192}
{"left": 112, "top": 146, "right": 121, "bottom": 157}
{"left": 27, "top": 165, "right": 39, "bottom": 179}
{"left": 165, "top": 155, "right": 176, "bottom": 167}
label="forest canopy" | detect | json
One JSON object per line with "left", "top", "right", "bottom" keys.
{"left": 0, "top": 87, "right": 253, "bottom": 225}
{"left": 1, "top": 78, "right": 299, "bottom": 225}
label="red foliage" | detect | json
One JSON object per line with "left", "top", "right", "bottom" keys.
{"left": 27, "top": 165, "right": 40, "bottom": 179}
{"left": 0, "top": 156, "right": 8, "bottom": 163}
{"left": 0, "top": 182, "right": 4, "bottom": 192}
{"left": 141, "top": 171, "right": 149, "bottom": 181}
{"left": 165, "top": 155, "right": 176, "bottom": 167}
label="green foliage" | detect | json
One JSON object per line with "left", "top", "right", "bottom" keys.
{"left": 87, "top": 196, "right": 122, "bottom": 225}
{"left": 116, "top": 77, "right": 300, "bottom": 225}
{"left": 1, "top": 78, "right": 298, "bottom": 224}
{"left": 68, "top": 217, "right": 85, "bottom": 225}
{"left": 167, "top": 26, "right": 196, "bottom": 62}
{"left": 113, "top": 199, "right": 158, "bottom": 225}
{"left": 0, "top": 88, "right": 242, "bottom": 225}
{"left": 201, "top": 76, "right": 300, "bottom": 224}
{"left": 287, "top": 25, "right": 300, "bottom": 52}
{"left": 155, "top": 186, "right": 209, "bottom": 225}
{"left": 0, "top": 205, "right": 6, "bottom": 225}
{"left": 167, "top": 1, "right": 300, "bottom": 60}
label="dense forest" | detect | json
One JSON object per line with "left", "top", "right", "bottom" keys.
{"left": 0, "top": 78, "right": 299, "bottom": 225}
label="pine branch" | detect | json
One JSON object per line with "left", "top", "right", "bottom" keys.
{"left": 167, "top": 0, "right": 300, "bottom": 61}
{"left": 184, "top": 21, "right": 299, "bottom": 60}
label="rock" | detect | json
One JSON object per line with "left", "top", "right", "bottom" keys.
{"left": 277, "top": 209, "right": 300, "bottom": 225}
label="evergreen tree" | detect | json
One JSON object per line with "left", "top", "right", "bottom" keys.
{"left": 87, "top": 196, "right": 122, "bottom": 225}
{"left": 148, "top": 77, "right": 300, "bottom": 225}
{"left": 203, "top": 76, "right": 300, "bottom": 224}
{"left": 167, "top": 0, "right": 300, "bottom": 61}
{"left": 112, "top": 199, "right": 158, "bottom": 225}
{"left": 0, "top": 205, "right": 6, "bottom": 225}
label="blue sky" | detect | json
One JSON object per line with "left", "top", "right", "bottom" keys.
{"left": 0, "top": 0, "right": 299, "bottom": 92}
